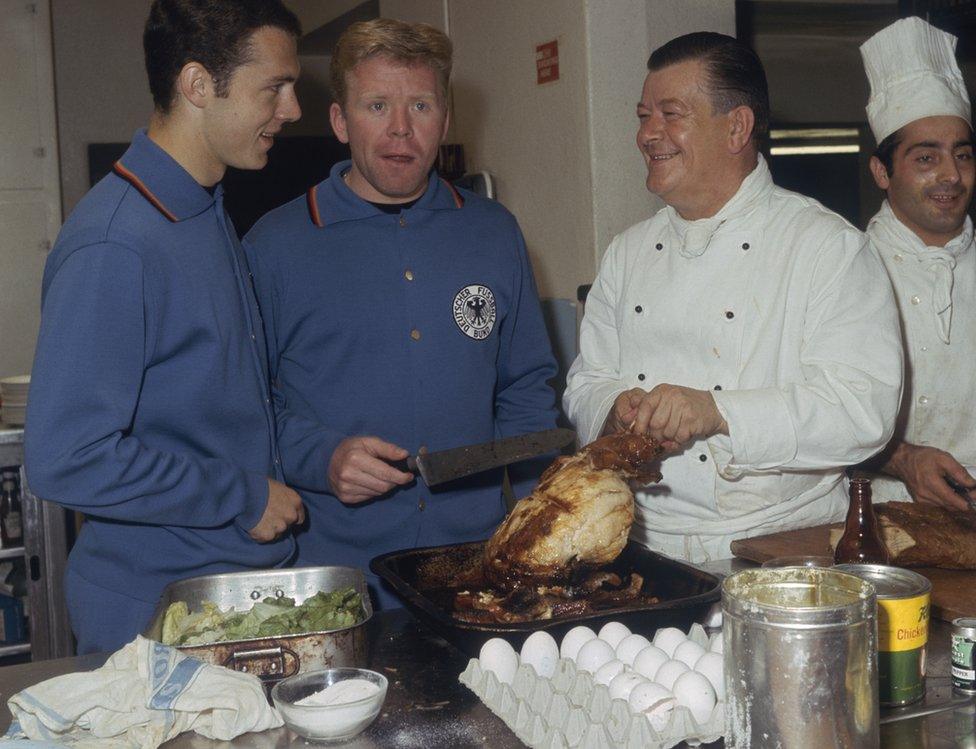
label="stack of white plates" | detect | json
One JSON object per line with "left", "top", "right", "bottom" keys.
{"left": 0, "top": 376, "right": 30, "bottom": 426}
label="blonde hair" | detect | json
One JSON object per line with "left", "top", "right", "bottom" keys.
{"left": 330, "top": 18, "right": 452, "bottom": 106}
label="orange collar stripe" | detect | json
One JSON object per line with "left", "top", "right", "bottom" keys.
{"left": 307, "top": 185, "right": 324, "bottom": 227}
{"left": 441, "top": 178, "right": 465, "bottom": 208}
{"left": 112, "top": 162, "right": 178, "bottom": 223}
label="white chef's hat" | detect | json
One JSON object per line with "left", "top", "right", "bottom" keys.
{"left": 860, "top": 16, "right": 972, "bottom": 143}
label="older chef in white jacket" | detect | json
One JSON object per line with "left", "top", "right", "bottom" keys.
{"left": 564, "top": 31, "right": 904, "bottom": 562}
{"left": 860, "top": 18, "right": 976, "bottom": 510}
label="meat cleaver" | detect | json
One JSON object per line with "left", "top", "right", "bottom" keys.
{"left": 391, "top": 427, "right": 576, "bottom": 487}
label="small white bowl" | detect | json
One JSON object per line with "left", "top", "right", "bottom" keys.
{"left": 271, "top": 667, "right": 387, "bottom": 743}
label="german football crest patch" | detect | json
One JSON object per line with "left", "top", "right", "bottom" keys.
{"left": 453, "top": 284, "right": 496, "bottom": 340}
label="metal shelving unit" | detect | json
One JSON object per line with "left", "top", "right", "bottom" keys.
{"left": 0, "top": 426, "right": 73, "bottom": 660}
{"left": 0, "top": 642, "right": 31, "bottom": 658}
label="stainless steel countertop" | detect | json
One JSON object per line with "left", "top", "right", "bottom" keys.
{"left": 0, "top": 560, "right": 971, "bottom": 747}
{"left": 0, "top": 608, "right": 521, "bottom": 749}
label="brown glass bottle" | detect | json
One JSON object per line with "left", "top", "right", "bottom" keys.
{"left": 834, "top": 477, "right": 890, "bottom": 564}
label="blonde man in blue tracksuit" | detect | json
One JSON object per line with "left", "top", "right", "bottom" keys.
{"left": 244, "top": 19, "right": 558, "bottom": 609}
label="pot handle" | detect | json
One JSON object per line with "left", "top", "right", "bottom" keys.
{"left": 223, "top": 645, "right": 299, "bottom": 680}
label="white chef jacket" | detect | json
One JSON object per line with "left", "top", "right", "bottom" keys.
{"left": 563, "top": 157, "right": 904, "bottom": 562}
{"left": 866, "top": 201, "right": 976, "bottom": 502}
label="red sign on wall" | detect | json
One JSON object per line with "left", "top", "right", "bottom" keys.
{"left": 536, "top": 40, "right": 559, "bottom": 85}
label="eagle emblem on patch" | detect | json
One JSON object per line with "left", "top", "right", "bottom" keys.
{"left": 453, "top": 284, "right": 496, "bottom": 340}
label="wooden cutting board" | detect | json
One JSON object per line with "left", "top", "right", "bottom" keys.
{"left": 730, "top": 522, "right": 976, "bottom": 622}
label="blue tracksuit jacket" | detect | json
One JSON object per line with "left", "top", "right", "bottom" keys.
{"left": 25, "top": 130, "right": 293, "bottom": 652}
{"left": 244, "top": 161, "right": 558, "bottom": 608}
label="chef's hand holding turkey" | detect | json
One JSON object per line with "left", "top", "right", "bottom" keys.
{"left": 604, "top": 385, "right": 728, "bottom": 453}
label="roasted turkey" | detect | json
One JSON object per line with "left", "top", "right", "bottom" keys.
{"left": 483, "top": 432, "right": 664, "bottom": 591}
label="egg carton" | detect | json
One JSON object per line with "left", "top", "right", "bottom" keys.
{"left": 459, "top": 624, "right": 724, "bottom": 749}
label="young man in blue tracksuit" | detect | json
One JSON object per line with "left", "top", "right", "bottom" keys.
{"left": 244, "top": 19, "right": 559, "bottom": 609}
{"left": 25, "top": 0, "right": 307, "bottom": 653}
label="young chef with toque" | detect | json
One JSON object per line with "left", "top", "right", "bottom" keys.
{"left": 563, "top": 32, "right": 904, "bottom": 562}
{"left": 860, "top": 17, "right": 976, "bottom": 510}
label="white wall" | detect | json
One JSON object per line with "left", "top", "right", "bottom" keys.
{"left": 449, "top": 1, "right": 592, "bottom": 300}
{"left": 584, "top": 0, "right": 650, "bottom": 275}
{"left": 379, "top": 0, "right": 444, "bottom": 29}
{"left": 0, "top": 0, "right": 62, "bottom": 380}
{"left": 586, "top": 0, "right": 736, "bottom": 273}
{"left": 52, "top": 0, "right": 154, "bottom": 216}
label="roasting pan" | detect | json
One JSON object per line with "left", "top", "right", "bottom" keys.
{"left": 370, "top": 540, "right": 720, "bottom": 655}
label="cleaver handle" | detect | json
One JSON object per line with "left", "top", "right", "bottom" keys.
{"left": 388, "top": 456, "right": 419, "bottom": 475}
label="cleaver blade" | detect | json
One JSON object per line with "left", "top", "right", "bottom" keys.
{"left": 397, "top": 427, "right": 576, "bottom": 487}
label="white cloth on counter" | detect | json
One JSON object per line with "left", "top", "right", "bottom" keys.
{"left": 3, "top": 636, "right": 282, "bottom": 748}
{"left": 861, "top": 16, "right": 971, "bottom": 143}
{"left": 563, "top": 156, "right": 904, "bottom": 562}
{"left": 867, "top": 202, "right": 976, "bottom": 502}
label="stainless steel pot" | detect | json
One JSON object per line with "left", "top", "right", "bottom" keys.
{"left": 143, "top": 566, "right": 371, "bottom": 687}
{"left": 723, "top": 567, "right": 879, "bottom": 748}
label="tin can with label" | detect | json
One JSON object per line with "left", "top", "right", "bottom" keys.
{"left": 835, "top": 564, "right": 930, "bottom": 706}
{"left": 951, "top": 617, "right": 976, "bottom": 693}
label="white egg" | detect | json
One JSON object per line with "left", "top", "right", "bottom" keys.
{"left": 615, "top": 633, "right": 652, "bottom": 665}
{"left": 628, "top": 681, "right": 677, "bottom": 733}
{"left": 709, "top": 631, "right": 724, "bottom": 654}
{"left": 631, "top": 644, "right": 669, "bottom": 681}
{"left": 694, "top": 651, "right": 725, "bottom": 701}
{"left": 479, "top": 638, "right": 519, "bottom": 685}
{"left": 520, "top": 631, "right": 559, "bottom": 679}
{"left": 598, "top": 621, "right": 632, "bottom": 649}
{"left": 652, "top": 627, "right": 687, "bottom": 657}
{"left": 594, "top": 658, "right": 626, "bottom": 687}
{"left": 575, "top": 637, "right": 616, "bottom": 674}
{"left": 560, "top": 625, "right": 597, "bottom": 661}
{"left": 653, "top": 658, "right": 690, "bottom": 691}
{"left": 609, "top": 671, "right": 649, "bottom": 702}
{"left": 673, "top": 639, "right": 707, "bottom": 669}
{"left": 672, "top": 670, "right": 717, "bottom": 724}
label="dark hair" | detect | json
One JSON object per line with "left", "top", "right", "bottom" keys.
{"left": 144, "top": 0, "right": 301, "bottom": 112}
{"left": 873, "top": 130, "right": 902, "bottom": 177}
{"left": 647, "top": 32, "right": 770, "bottom": 145}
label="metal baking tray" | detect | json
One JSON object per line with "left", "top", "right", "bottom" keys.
{"left": 370, "top": 540, "right": 720, "bottom": 655}
{"left": 143, "top": 566, "right": 372, "bottom": 686}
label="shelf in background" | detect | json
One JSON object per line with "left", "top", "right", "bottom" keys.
{"left": 0, "top": 642, "right": 30, "bottom": 658}
{"left": 0, "top": 547, "right": 23, "bottom": 561}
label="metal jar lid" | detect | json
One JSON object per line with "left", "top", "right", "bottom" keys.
{"left": 722, "top": 567, "right": 876, "bottom": 629}
{"left": 953, "top": 617, "right": 976, "bottom": 638}
{"left": 833, "top": 564, "right": 931, "bottom": 599}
